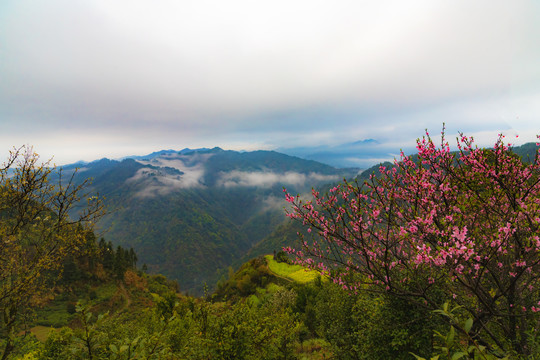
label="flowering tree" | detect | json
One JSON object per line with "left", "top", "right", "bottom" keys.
{"left": 284, "top": 131, "right": 540, "bottom": 355}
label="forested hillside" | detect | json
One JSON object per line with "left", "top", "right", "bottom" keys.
{"left": 5, "top": 248, "right": 437, "bottom": 360}
{"left": 59, "top": 148, "right": 358, "bottom": 294}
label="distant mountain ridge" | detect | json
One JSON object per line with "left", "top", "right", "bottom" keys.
{"left": 277, "top": 138, "right": 404, "bottom": 168}
{"left": 61, "top": 148, "right": 358, "bottom": 294}
{"left": 69, "top": 140, "right": 385, "bottom": 170}
{"left": 122, "top": 147, "right": 214, "bottom": 161}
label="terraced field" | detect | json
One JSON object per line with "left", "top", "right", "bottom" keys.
{"left": 265, "top": 255, "right": 321, "bottom": 283}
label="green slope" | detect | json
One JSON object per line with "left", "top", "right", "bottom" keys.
{"left": 60, "top": 148, "right": 356, "bottom": 295}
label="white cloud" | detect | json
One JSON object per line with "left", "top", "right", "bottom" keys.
{"left": 218, "top": 170, "right": 338, "bottom": 188}
{"left": 125, "top": 153, "right": 216, "bottom": 197}
{"left": 260, "top": 196, "right": 288, "bottom": 213}
{"left": 125, "top": 168, "right": 189, "bottom": 198}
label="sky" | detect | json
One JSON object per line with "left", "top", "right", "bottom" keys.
{"left": 1, "top": 0, "right": 539, "bottom": 166}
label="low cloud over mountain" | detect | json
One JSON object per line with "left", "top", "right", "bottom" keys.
{"left": 61, "top": 147, "right": 356, "bottom": 294}
{"left": 217, "top": 170, "right": 338, "bottom": 188}
{"left": 119, "top": 147, "right": 352, "bottom": 197}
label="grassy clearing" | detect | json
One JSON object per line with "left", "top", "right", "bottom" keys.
{"left": 265, "top": 255, "right": 320, "bottom": 284}
{"left": 29, "top": 326, "right": 56, "bottom": 342}
{"left": 34, "top": 299, "right": 73, "bottom": 327}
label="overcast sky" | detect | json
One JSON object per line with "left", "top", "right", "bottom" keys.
{"left": 1, "top": 0, "right": 539, "bottom": 165}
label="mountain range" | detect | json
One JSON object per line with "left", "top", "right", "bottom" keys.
{"left": 277, "top": 138, "right": 406, "bottom": 168}
{"left": 60, "top": 142, "right": 539, "bottom": 295}
{"left": 61, "top": 147, "right": 358, "bottom": 294}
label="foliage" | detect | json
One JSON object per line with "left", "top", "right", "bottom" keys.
{"left": 36, "top": 291, "right": 303, "bottom": 360}
{"left": 284, "top": 131, "right": 540, "bottom": 355}
{"left": 97, "top": 238, "right": 138, "bottom": 280}
{"left": 215, "top": 255, "right": 434, "bottom": 359}
{"left": 412, "top": 302, "right": 511, "bottom": 360}
{"left": 314, "top": 282, "right": 435, "bottom": 359}
{"left": 5, "top": 246, "right": 447, "bottom": 360}
{"left": 0, "top": 146, "right": 103, "bottom": 359}
{"left": 274, "top": 250, "right": 292, "bottom": 264}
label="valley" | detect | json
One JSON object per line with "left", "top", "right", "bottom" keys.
{"left": 60, "top": 147, "right": 359, "bottom": 294}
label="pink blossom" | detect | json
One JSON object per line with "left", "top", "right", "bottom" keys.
{"left": 452, "top": 226, "right": 468, "bottom": 242}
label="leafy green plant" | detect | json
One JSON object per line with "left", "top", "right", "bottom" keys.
{"left": 411, "top": 302, "right": 510, "bottom": 360}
